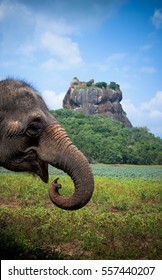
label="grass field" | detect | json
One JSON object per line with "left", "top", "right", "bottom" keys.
{"left": 0, "top": 165, "right": 162, "bottom": 260}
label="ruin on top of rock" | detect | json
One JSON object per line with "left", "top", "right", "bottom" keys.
{"left": 63, "top": 77, "right": 132, "bottom": 127}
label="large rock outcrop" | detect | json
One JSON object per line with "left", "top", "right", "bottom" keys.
{"left": 63, "top": 78, "right": 132, "bottom": 127}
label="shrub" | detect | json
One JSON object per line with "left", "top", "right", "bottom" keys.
{"left": 86, "top": 79, "right": 94, "bottom": 87}
{"left": 95, "top": 82, "right": 107, "bottom": 89}
{"left": 109, "top": 82, "right": 120, "bottom": 90}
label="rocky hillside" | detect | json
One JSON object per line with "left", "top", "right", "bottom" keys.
{"left": 63, "top": 77, "right": 132, "bottom": 127}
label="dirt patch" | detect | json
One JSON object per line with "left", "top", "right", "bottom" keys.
{"left": 0, "top": 197, "right": 20, "bottom": 209}
{"left": 51, "top": 240, "right": 93, "bottom": 259}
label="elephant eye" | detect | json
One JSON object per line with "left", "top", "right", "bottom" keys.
{"left": 26, "top": 121, "right": 42, "bottom": 137}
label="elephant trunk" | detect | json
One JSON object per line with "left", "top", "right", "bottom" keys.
{"left": 39, "top": 123, "right": 94, "bottom": 210}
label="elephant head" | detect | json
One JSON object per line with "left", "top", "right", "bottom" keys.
{"left": 0, "top": 79, "right": 94, "bottom": 210}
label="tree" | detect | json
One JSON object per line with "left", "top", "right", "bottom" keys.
{"left": 86, "top": 79, "right": 94, "bottom": 87}
{"left": 95, "top": 82, "right": 107, "bottom": 89}
{"left": 51, "top": 109, "right": 162, "bottom": 165}
{"left": 109, "top": 82, "right": 120, "bottom": 90}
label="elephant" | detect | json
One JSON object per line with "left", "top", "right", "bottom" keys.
{"left": 0, "top": 79, "right": 94, "bottom": 210}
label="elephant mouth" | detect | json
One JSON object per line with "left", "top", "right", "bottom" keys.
{"left": 35, "top": 158, "right": 49, "bottom": 183}
{"left": 23, "top": 147, "right": 49, "bottom": 183}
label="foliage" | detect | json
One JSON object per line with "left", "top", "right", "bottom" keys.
{"left": 51, "top": 109, "right": 162, "bottom": 165}
{"left": 108, "top": 81, "right": 120, "bottom": 90}
{"left": 95, "top": 81, "right": 107, "bottom": 88}
{"left": 72, "top": 79, "right": 120, "bottom": 90}
{"left": 0, "top": 171, "right": 162, "bottom": 259}
{"left": 86, "top": 79, "right": 94, "bottom": 86}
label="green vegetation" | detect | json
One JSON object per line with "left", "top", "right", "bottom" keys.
{"left": 109, "top": 81, "right": 120, "bottom": 90}
{"left": 95, "top": 81, "right": 108, "bottom": 88}
{"left": 51, "top": 109, "right": 162, "bottom": 165}
{"left": 86, "top": 79, "right": 94, "bottom": 86}
{"left": 75, "top": 78, "right": 120, "bottom": 90}
{"left": 0, "top": 166, "right": 162, "bottom": 260}
{"left": 84, "top": 80, "right": 120, "bottom": 89}
{"left": 1, "top": 164, "right": 162, "bottom": 179}
{"left": 91, "top": 164, "right": 162, "bottom": 179}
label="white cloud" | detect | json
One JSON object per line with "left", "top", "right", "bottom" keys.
{"left": 122, "top": 91, "right": 162, "bottom": 137}
{"left": 151, "top": 9, "right": 162, "bottom": 29}
{"left": 34, "top": 15, "right": 76, "bottom": 36}
{"left": 41, "top": 90, "right": 65, "bottom": 110}
{"left": 0, "top": 0, "right": 83, "bottom": 72}
{"left": 122, "top": 91, "right": 162, "bottom": 120}
{"left": 121, "top": 99, "right": 140, "bottom": 117}
{"left": 41, "top": 32, "right": 83, "bottom": 69}
{"left": 149, "top": 110, "right": 162, "bottom": 119}
{"left": 141, "top": 91, "right": 162, "bottom": 112}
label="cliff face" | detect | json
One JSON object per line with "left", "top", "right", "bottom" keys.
{"left": 63, "top": 78, "right": 132, "bottom": 127}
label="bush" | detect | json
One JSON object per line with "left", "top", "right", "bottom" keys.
{"left": 109, "top": 82, "right": 120, "bottom": 90}
{"left": 86, "top": 79, "right": 94, "bottom": 87}
{"left": 95, "top": 82, "right": 107, "bottom": 89}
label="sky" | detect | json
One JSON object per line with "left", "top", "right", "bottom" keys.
{"left": 0, "top": 0, "right": 162, "bottom": 138}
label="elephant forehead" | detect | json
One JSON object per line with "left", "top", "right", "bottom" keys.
{"left": 14, "top": 91, "right": 40, "bottom": 107}
{"left": 1, "top": 91, "right": 36, "bottom": 110}
{"left": 0, "top": 80, "right": 48, "bottom": 112}
{"left": 14, "top": 91, "right": 47, "bottom": 112}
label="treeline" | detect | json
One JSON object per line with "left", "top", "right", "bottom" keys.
{"left": 86, "top": 79, "right": 120, "bottom": 90}
{"left": 51, "top": 109, "right": 162, "bottom": 165}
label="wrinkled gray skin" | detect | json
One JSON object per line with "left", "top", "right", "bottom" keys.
{"left": 0, "top": 79, "right": 94, "bottom": 210}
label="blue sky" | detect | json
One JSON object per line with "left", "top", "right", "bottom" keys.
{"left": 0, "top": 0, "right": 162, "bottom": 137}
